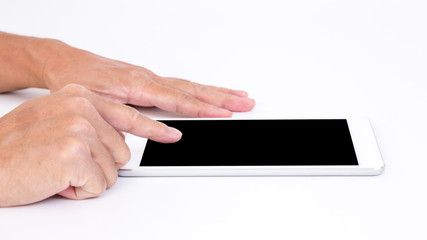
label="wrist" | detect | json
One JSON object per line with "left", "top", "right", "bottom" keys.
{"left": 36, "top": 38, "right": 74, "bottom": 91}
{"left": 0, "top": 33, "right": 68, "bottom": 92}
{"left": 0, "top": 33, "right": 41, "bottom": 90}
{"left": 27, "top": 37, "right": 69, "bottom": 90}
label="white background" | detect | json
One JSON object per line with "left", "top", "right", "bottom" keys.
{"left": 0, "top": 0, "right": 426, "bottom": 239}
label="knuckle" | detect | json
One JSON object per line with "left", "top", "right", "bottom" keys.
{"left": 174, "top": 77, "right": 191, "bottom": 83}
{"left": 71, "top": 96, "right": 93, "bottom": 110}
{"left": 59, "top": 136, "right": 88, "bottom": 159}
{"left": 192, "top": 82, "right": 209, "bottom": 95}
{"left": 72, "top": 95, "right": 92, "bottom": 105}
{"left": 65, "top": 115, "right": 95, "bottom": 135}
{"left": 127, "top": 68, "right": 150, "bottom": 80}
{"left": 122, "top": 106, "right": 142, "bottom": 132}
{"left": 61, "top": 84, "right": 88, "bottom": 96}
{"left": 177, "top": 92, "right": 195, "bottom": 104}
{"left": 60, "top": 96, "right": 94, "bottom": 115}
{"left": 127, "top": 105, "right": 141, "bottom": 120}
{"left": 175, "top": 92, "right": 197, "bottom": 113}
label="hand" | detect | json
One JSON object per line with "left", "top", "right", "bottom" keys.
{"left": 0, "top": 84, "right": 182, "bottom": 207}
{"left": 42, "top": 40, "right": 255, "bottom": 117}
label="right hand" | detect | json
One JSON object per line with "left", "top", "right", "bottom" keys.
{"left": 0, "top": 84, "right": 182, "bottom": 207}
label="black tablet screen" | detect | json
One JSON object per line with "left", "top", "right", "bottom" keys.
{"left": 140, "top": 119, "right": 358, "bottom": 166}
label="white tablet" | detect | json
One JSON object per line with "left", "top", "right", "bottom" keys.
{"left": 119, "top": 118, "right": 384, "bottom": 176}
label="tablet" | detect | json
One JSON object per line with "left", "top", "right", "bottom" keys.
{"left": 119, "top": 118, "right": 384, "bottom": 176}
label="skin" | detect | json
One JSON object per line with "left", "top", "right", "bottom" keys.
{"left": 0, "top": 32, "right": 255, "bottom": 207}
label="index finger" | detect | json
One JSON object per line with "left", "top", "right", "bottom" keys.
{"left": 97, "top": 100, "right": 182, "bottom": 143}
{"left": 64, "top": 84, "right": 182, "bottom": 143}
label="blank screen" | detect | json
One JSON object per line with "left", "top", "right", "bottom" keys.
{"left": 140, "top": 119, "right": 358, "bottom": 166}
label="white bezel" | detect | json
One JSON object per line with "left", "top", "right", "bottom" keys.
{"left": 119, "top": 118, "right": 384, "bottom": 176}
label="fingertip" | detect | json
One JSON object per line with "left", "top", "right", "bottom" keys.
{"left": 168, "top": 127, "right": 182, "bottom": 141}
{"left": 152, "top": 126, "right": 182, "bottom": 143}
{"left": 245, "top": 98, "right": 256, "bottom": 111}
{"left": 222, "top": 97, "right": 256, "bottom": 113}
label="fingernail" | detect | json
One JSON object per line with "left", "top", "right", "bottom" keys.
{"left": 168, "top": 127, "right": 182, "bottom": 139}
{"left": 245, "top": 98, "right": 256, "bottom": 109}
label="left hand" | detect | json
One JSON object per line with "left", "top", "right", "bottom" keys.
{"left": 41, "top": 40, "right": 255, "bottom": 117}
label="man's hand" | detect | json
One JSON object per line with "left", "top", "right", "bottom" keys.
{"left": 41, "top": 40, "right": 255, "bottom": 117}
{"left": 0, "top": 84, "right": 182, "bottom": 207}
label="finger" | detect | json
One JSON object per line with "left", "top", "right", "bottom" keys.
{"left": 61, "top": 84, "right": 182, "bottom": 143}
{"left": 139, "top": 70, "right": 249, "bottom": 97}
{"left": 103, "top": 102, "right": 183, "bottom": 143}
{"left": 87, "top": 89, "right": 183, "bottom": 143}
{"left": 131, "top": 81, "right": 234, "bottom": 117}
{"left": 88, "top": 137, "right": 118, "bottom": 188}
{"left": 81, "top": 102, "right": 131, "bottom": 168}
{"left": 163, "top": 77, "right": 250, "bottom": 97}
{"left": 59, "top": 137, "right": 116, "bottom": 198}
{"left": 66, "top": 168, "right": 107, "bottom": 200}
{"left": 158, "top": 77, "right": 256, "bottom": 112}
{"left": 57, "top": 138, "right": 107, "bottom": 200}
